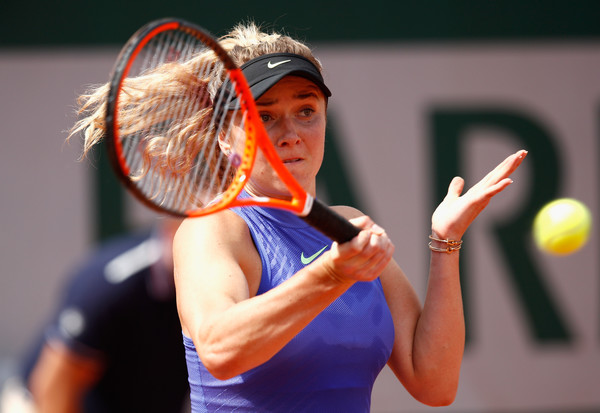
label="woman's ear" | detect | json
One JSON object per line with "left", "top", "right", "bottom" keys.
{"left": 218, "top": 135, "right": 231, "bottom": 155}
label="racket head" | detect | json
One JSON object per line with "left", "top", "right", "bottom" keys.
{"left": 105, "top": 18, "right": 308, "bottom": 218}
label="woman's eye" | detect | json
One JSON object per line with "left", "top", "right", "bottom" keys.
{"left": 300, "top": 108, "right": 314, "bottom": 118}
{"left": 260, "top": 113, "right": 272, "bottom": 123}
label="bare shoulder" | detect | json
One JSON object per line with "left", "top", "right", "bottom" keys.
{"left": 173, "top": 210, "right": 256, "bottom": 275}
{"left": 175, "top": 209, "right": 250, "bottom": 248}
{"left": 173, "top": 209, "right": 262, "bottom": 296}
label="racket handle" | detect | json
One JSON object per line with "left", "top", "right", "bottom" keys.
{"left": 302, "top": 198, "right": 361, "bottom": 244}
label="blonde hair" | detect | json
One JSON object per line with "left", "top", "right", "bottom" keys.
{"left": 71, "top": 22, "right": 321, "bottom": 149}
{"left": 68, "top": 22, "right": 322, "bottom": 204}
{"left": 221, "top": 23, "right": 322, "bottom": 69}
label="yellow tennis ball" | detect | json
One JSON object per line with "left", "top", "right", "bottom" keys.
{"left": 533, "top": 198, "right": 592, "bottom": 255}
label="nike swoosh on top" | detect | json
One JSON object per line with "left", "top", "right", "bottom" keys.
{"left": 267, "top": 59, "right": 291, "bottom": 69}
{"left": 300, "top": 245, "right": 328, "bottom": 265}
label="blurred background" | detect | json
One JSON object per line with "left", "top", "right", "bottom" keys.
{"left": 1, "top": 1, "right": 599, "bottom": 411}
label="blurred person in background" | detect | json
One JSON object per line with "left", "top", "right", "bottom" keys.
{"left": 0, "top": 219, "right": 190, "bottom": 413}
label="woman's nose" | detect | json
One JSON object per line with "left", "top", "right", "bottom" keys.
{"left": 276, "top": 118, "right": 301, "bottom": 147}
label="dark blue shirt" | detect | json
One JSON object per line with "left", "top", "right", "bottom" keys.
{"left": 22, "top": 231, "right": 189, "bottom": 413}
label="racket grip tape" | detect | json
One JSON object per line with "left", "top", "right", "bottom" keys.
{"left": 302, "top": 198, "right": 361, "bottom": 244}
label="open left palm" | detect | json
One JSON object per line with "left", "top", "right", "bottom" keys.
{"left": 431, "top": 150, "right": 528, "bottom": 240}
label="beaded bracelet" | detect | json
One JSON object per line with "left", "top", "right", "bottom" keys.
{"left": 428, "top": 234, "right": 463, "bottom": 253}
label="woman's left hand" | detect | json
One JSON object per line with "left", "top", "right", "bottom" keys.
{"left": 431, "top": 149, "right": 528, "bottom": 241}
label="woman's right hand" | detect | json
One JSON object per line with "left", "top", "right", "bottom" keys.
{"left": 319, "top": 215, "right": 395, "bottom": 283}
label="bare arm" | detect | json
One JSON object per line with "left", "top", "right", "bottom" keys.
{"left": 27, "top": 341, "right": 104, "bottom": 413}
{"left": 174, "top": 209, "right": 394, "bottom": 380}
{"left": 383, "top": 150, "right": 528, "bottom": 406}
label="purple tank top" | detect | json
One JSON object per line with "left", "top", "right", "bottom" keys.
{"left": 183, "top": 205, "right": 395, "bottom": 412}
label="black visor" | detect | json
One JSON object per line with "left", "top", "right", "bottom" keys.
{"left": 218, "top": 52, "right": 331, "bottom": 110}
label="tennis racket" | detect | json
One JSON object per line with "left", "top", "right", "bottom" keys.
{"left": 105, "top": 18, "right": 360, "bottom": 243}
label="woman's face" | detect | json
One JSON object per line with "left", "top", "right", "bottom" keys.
{"left": 245, "top": 75, "right": 327, "bottom": 198}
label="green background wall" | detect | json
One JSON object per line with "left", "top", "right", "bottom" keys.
{"left": 2, "top": 1, "right": 600, "bottom": 46}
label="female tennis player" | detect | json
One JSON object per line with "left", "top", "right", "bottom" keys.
{"left": 71, "top": 22, "right": 527, "bottom": 412}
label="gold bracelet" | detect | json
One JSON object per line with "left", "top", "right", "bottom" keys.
{"left": 428, "top": 235, "right": 463, "bottom": 253}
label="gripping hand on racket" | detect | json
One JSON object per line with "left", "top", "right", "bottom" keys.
{"left": 322, "top": 214, "right": 395, "bottom": 284}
